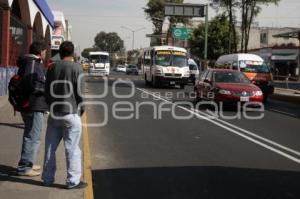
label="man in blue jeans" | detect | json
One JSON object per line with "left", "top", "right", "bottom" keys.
{"left": 43, "top": 41, "right": 87, "bottom": 189}
{"left": 17, "top": 41, "right": 48, "bottom": 176}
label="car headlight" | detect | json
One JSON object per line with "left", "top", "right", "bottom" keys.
{"left": 254, "top": 91, "right": 263, "bottom": 96}
{"left": 219, "top": 89, "right": 231, "bottom": 95}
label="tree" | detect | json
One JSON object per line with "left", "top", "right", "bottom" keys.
{"left": 81, "top": 47, "right": 99, "bottom": 58}
{"left": 94, "top": 31, "right": 124, "bottom": 53}
{"left": 211, "top": 0, "right": 280, "bottom": 53}
{"left": 211, "top": 0, "right": 239, "bottom": 53}
{"left": 190, "top": 14, "right": 237, "bottom": 60}
{"left": 240, "top": 0, "right": 280, "bottom": 52}
{"left": 143, "top": 0, "right": 190, "bottom": 34}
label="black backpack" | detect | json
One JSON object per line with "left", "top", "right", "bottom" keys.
{"left": 8, "top": 60, "right": 36, "bottom": 112}
{"left": 8, "top": 74, "right": 31, "bottom": 112}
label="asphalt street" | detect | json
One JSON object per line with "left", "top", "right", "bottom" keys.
{"left": 85, "top": 72, "right": 300, "bottom": 199}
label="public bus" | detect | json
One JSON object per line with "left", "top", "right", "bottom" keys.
{"left": 88, "top": 51, "right": 110, "bottom": 76}
{"left": 142, "top": 46, "right": 190, "bottom": 89}
{"left": 215, "top": 53, "right": 274, "bottom": 99}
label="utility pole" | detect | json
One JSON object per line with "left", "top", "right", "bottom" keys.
{"left": 121, "top": 26, "right": 146, "bottom": 50}
{"left": 204, "top": 4, "right": 209, "bottom": 64}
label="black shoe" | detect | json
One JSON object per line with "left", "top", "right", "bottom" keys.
{"left": 66, "top": 181, "right": 88, "bottom": 189}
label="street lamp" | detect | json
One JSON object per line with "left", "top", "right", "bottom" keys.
{"left": 121, "top": 26, "right": 146, "bottom": 50}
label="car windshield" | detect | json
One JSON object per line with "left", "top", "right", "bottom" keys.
{"left": 239, "top": 61, "right": 270, "bottom": 73}
{"left": 214, "top": 71, "right": 250, "bottom": 83}
{"left": 155, "top": 51, "right": 187, "bottom": 67}
{"left": 90, "top": 55, "right": 109, "bottom": 63}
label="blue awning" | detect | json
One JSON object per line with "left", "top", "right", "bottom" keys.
{"left": 34, "top": 0, "right": 54, "bottom": 27}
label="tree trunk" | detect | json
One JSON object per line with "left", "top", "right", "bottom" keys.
{"left": 245, "top": 0, "right": 256, "bottom": 53}
{"left": 227, "top": 0, "right": 237, "bottom": 53}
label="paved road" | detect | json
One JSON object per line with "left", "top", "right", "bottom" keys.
{"left": 85, "top": 72, "right": 300, "bottom": 199}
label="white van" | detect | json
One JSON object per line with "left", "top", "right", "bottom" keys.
{"left": 216, "top": 53, "right": 274, "bottom": 99}
{"left": 88, "top": 51, "right": 110, "bottom": 76}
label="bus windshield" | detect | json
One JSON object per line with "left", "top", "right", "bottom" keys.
{"left": 90, "top": 55, "right": 109, "bottom": 63}
{"left": 239, "top": 61, "right": 270, "bottom": 73}
{"left": 155, "top": 51, "right": 187, "bottom": 67}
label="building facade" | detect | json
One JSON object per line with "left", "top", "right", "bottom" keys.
{"left": 0, "top": 0, "right": 54, "bottom": 96}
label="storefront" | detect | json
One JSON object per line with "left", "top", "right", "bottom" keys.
{"left": 0, "top": 7, "right": 3, "bottom": 65}
{"left": 0, "top": 0, "right": 54, "bottom": 96}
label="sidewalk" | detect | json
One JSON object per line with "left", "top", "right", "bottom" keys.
{"left": 0, "top": 96, "right": 84, "bottom": 199}
{"left": 271, "top": 87, "right": 300, "bottom": 103}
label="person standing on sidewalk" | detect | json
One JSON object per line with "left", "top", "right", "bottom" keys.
{"left": 42, "top": 41, "right": 87, "bottom": 189}
{"left": 17, "top": 41, "right": 48, "bottom": 176}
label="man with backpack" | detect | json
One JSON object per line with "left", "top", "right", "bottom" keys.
{"left": 14, "top": 41, "right": 48, "bottom": 176}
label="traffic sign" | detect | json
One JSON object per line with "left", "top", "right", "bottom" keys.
{"left": 165, "top": 3, "right": 205, "bottom": 18}
{"left": 172, "top": 27, "right": 193, "bottom": 40}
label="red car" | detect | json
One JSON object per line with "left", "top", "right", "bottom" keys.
{"left": 194, "top": 69, "right": 264, "bottom": 104}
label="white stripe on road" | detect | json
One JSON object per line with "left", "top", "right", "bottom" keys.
{"left": 136, "top": 87, "right": 300, "bottom": 164}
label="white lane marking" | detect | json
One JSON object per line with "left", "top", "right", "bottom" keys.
{"left": 136, "top": 87, "right": 300, "bottom": 164}
{"left": 190, "top": 109, "right": 300, "bottom": 157}
{"left": 269, "top": 109, "right": 297, "bottom": 117}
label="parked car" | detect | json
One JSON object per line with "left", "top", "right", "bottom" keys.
{"left": 194, "top": 69, "right": 264, "bottom": 105}
{"left": 126, "top": 64, "right": 139, "bottom": 75}
{"left": 188, "top": 59, "right": 199, "bottom": 85}
{"left": 116, "top": 65, "right": 126, "bottom": 73}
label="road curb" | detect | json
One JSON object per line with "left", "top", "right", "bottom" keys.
{"left": 270, "top": 94, "right": 300, "bottom": 104}
{"left": 82, "top": 113, "right": 94, "bottom": 199}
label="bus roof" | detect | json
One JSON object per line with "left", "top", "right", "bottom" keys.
{"left": 89, "top": 51, "right": 109, "bottom": 56}
{"left": 217, "top": 53, "right": 264, "bottom": 63}
{"left": 145, "top": 46, "right": 187, "bottom": 53}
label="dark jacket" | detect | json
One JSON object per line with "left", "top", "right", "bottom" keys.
{"left": 45, "top": 60, "right": 84, "bottom": 115}
{"left": 17, "top": 54, "right": 48, "bottom": 112}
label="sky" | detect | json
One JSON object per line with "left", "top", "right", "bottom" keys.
{"left": 48, "top": 0, "right": 300, "bottom": 52}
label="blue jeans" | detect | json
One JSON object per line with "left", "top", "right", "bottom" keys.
{"left": 42, "top": 113, "right": 82, "bottom": 186}
{"left": 18, "top": 112, "right": 44, "bottom": 173}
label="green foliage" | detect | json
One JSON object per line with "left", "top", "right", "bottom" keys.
{"left": 190, "top": 14, "right": 237, "bottom": 60}
{"left": 210, "top": 0, "right": 281, "bottom": 52}
{"left": 81, "top": 47, "right": 99, "bottom": 58}
{"left": 94, "top": 32, "right": 124, "bottom": 53}
{"left": 127, "top": 50, "right": 141, "bottom": 64}
{"left": 144, "top": 0, "right": 190, "bottom": 34}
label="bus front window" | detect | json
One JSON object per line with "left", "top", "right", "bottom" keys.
{"left": 90, "top": 55, "right": 109, "bottom": 63}
{"left": 173, "top": 55, "right": 187, "bottom": 67}
{"left": 155, "top": 51, "right": 187, "bottom": 67}
{"left": 155, "top": 53, "right": 171, "bottom": 66}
